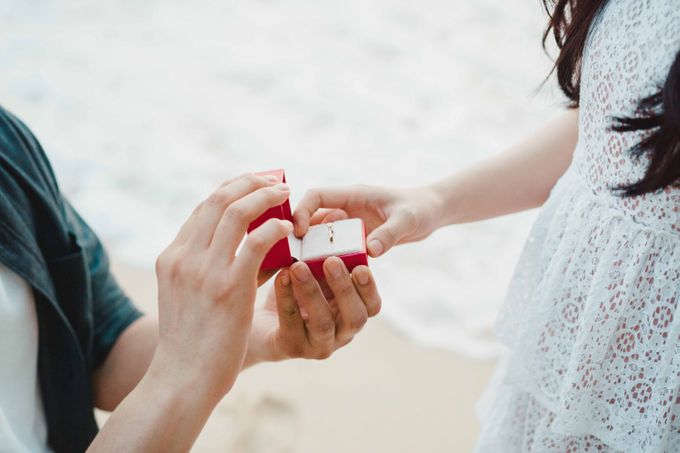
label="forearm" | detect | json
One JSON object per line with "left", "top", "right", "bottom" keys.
{"left": 88, "top": 357, "right": 218, "bottom": 453}
{"left": 93, "top": 316, "right": 158, "bottom": 410}
{"left": 432, "top": 109, "right": 579, "bottom": 227}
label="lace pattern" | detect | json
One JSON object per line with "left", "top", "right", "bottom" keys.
{"left": 475, "top": 1, "right": 680, "bottom": 452}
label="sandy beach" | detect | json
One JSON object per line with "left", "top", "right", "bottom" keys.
{"left": 101, "top": 261, "right": 496, "bottom": 453}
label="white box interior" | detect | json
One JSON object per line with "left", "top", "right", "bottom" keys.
{"left": 288, "top": 218, "right": 364, "bottom": 262}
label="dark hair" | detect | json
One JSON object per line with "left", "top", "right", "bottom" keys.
{"left": 542, "top": 0, "right": 680, "bottom": 196}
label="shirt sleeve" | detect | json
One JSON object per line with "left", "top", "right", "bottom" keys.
{"left": 62, "top": 198, "right": 144, "bottom": 369}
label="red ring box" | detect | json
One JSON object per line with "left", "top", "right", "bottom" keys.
{"left": 247, "top": 169, "right": 368, "bottom": 280}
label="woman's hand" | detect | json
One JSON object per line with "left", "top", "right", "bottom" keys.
{"left": 293, "top": 185, "right": 443, "bottom": 258}
{"left": 293, "top": 111, "right": 580, "bottom": 259}
{"left": 244, "top": 259, "right": 381, "bottom": 367}
{"left": 149, "top": 173, "right": 294, "bottom": 402}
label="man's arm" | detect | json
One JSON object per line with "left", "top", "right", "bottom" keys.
{"left": 92, "top": 316, "right": 157, "bottom": 411}
{"left": 88, "top": 174, "right": 294, "bottom": 452}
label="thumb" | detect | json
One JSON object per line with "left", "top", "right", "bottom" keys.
{"left": 237, "top": 219, "right": 294, "bottom": 277}
{"left": 365, "top": 215, "right": 407, "bottom": 257}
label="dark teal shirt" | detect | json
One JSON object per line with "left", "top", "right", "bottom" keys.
{"left": 0, "top": 105, "right": 143, "bottom": 453}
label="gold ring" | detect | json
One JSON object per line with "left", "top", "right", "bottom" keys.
{"left": 327, "top": 223, "right": 334, "bottom": 243}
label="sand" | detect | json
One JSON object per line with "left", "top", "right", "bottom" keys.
{"left": 100, "top": 261, "right": 497, "bottom": 453}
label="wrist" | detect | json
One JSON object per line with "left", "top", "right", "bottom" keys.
{"left": 107, "top": 358, "right": 221, "bottom": 452}
{"left": 144, "top": 347, "right": 230, "bottom": 409}
{"left": 242, "top": 326, "right": 284, "bottom": 370}
{"left": 416, "top": 182, "right": 449, "bottom": 232}
{"left": 426, "top": 176, "right": 461, "bottom": 228}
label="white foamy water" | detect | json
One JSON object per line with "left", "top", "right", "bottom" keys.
{"left": 1, "top": 0, "right": 562, "bottom": 358}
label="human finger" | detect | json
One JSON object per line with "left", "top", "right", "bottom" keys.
{"left": 351, "top": 266, "right": 381, "bottom": 317}
{"left": 292, "top": 187, "right": 353, "bottom": 237}
{"left": 210, "top": 183, "right": 290, "bottom": 257}
{"left": 233, "top": 218, "right": 293, "bottom": 276}
{"left": 189, "top": 174, "right": 278, "bottom": 248}
{"left": 364, "top": 211, "right": 413, "bottom": 257}
{"left": 290, "top": 262, "right": 335, "bottom": 357}
{"left": 323, "top": 257, "right": 368, "bottom": 344}
{"left": 273, "top": 270, "right": 307, "bottom": 354}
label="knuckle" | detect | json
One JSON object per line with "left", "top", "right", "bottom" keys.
{"left": 283, "top": 304, "right": 299, "bottom": 319}
{"left": 206, "top": 276, "right": 235, "bottom": 299}
{"left": 176, "top": 257, "right": 197, "bottom": 281}
{"left": 348, "top": 314, "right": 367, "bottom": 331}
{"left": 335, "top": 280, "right": 355, "bottom": 298}
{"left": 246, "top": 234, "right": 269, "bottom": 253}
{"left": 266, "top": 186, "right": 283, "bottom": 200}
{"left": 381, "top": 226, "right": 397, "bottom": 243}
{"left": 369, "top": 298, "right": 382, "bottom": 317}
{"left": 338, "top": 337, "right": 353, "bottom": 348}
{"left": 206, "top": 189, "right": 230, "bottom": 206}
{"left": 264, "top": 217, "right": 286, "bottom": 233}
{"left": 191, "top": 202, "right": 204, "bottom": 216}
{"left": 243, "top": 173, "right": 263, "bottom": 188}
{"left": 348, "top": 184, "right": 371, "bottom": 205}
{"left": 303, "top": 283, "right": 320, "bottom": 299}
{"left": 401, "top": 207, "right": 419, "bottom": 227}
{"left": 161, "top": 254, "right": 189, "bottom": 282}
{"left": 315, "top": 348, "right": 333, "bottom": 360}
{"left": 155, "top": 250, "right": 173, "bottom": 276}
{"left": 284, "top": 342, "right": 305, "bottom": 358}
{"left": 315, "top": 319, "right": 335, "bottom": 336}
{"left": 222, "top": 173, "right": 245, "bottom": 187}
{"left": 225, "top": 203, "right": 247, "bottom": 222}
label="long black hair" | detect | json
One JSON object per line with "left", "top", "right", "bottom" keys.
{"left": 542, "top": 0, "right": 680, "bottom": 196}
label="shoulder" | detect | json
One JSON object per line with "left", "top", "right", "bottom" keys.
{"left": 0, "top": 105, "right": 62, "bottom": 206}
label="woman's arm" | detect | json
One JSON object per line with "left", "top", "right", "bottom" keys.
{"left": 432, "top": 109, "right": 578, "bottom": 226}
{"left": 294, "top": 109, "right": 579, "bottom": 257}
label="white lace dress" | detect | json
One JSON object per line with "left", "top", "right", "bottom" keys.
{"left": 474, "top": 1, "right": 680, "bottom": 452}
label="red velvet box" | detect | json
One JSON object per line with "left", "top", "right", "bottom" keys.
{"left": 247, "top": 169, "right": 368, "bottom": 280}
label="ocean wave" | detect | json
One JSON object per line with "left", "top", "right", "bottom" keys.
{"left": 1, "top": 0, "right": 559, "bottom": 359}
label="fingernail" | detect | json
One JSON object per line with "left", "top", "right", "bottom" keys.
{"left": 280, "top": 270, "right": 290, "bottom": 286}
{"left": 275, "top": 183, "right": 290, "bottom": 192}
{"left": 263, "top": 175, "right": 279, "bottom": 184}
{"left": 325, "top": 258, "right": 343, "bottom": 278}
{"left": 355, "top": 269, "right": 370, "bottom": 285}
{"left": 292, "top": 264, "right": 311, "bottom": 282}
{"left": 368, "top": 239, "right": 384, "bottom": 256}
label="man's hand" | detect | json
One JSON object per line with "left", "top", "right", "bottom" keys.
{"left": 244, "top": 258, "right": 381, "bottom": 367}
{"left": 151, "top": 173, "right": 294, "bottom": 398}
{"left": 90, "top": 174, "right": 294, "bottom": 453}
